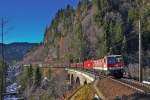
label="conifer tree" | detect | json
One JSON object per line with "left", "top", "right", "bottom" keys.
{"left": 121, "top": 36, "right": 128, "bottom": 54}
{"left": 34, "top": 67, "right": 42, "bottom": 86}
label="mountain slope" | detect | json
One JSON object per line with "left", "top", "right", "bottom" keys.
{"left": 23, "top": 0, "right": 150, "bottom": 66}
{"left": 0, "top": 43, "right": 37, "bottom": 64}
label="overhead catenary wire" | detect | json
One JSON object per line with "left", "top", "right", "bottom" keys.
{"left": 110, "top": 33, "right": 139, "bottom": 50}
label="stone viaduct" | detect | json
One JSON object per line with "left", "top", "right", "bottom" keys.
{"left": 66, "top": 68, "right": 95, "bottom": 86}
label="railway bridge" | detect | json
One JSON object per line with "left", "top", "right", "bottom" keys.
{"left": 23, "top": 64, "right": 96, "bottom": 86}
{"left": 23, "top": 64, "right": 150, "bottom": 99}
{"left": 65, "top": 68, "right": 95, "bottom": 86}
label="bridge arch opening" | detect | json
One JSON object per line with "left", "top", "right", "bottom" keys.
{"left": 84, "top": 80, "right": 87, "bottom": 85}
{"left": 71, "top": 74, "right": 74, "bottom": 85}
{"left": 67, "top": 74, "right": 70, "bottom": 80}
{"left": 76, "top": 77, "right": 80, "bottom": 86}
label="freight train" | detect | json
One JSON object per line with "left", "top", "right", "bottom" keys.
{"left": 70, "top": 55, "right": 126, "bottom": 78}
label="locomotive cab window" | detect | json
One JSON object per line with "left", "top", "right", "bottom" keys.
{"left": 107, "top": 57, "right": 116, "bottom": 64}
{"left": 116, "top": 56, "right": 123, "bottom": 63}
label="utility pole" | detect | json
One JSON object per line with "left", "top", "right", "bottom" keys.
{"left": 0, "top": 17, "right": 9, "bottom": 100}
{"left": 139, "top": 19, "right": 142, "bottom": 82}
{"left": 1, "top": 18, "right": 4, "bottom": 100}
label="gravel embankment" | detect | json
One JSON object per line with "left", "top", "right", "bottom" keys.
{"left": 97, "top": 78, "right": 136, "bottom": 99}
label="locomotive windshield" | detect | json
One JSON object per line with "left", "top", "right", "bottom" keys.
{"left": 107, "top": 55, "right": 123, "bottom": 64}
{"left": 116, "top": 56, "right": 123, "bottom": 63}
{"left": 107, "top": 57, "right": 116, "bottom": 64}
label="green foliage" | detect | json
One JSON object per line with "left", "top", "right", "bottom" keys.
{"left": 92, "top": 0, "right": 100, "bottom": 9}
{"left": 62, "top": 5, "right": 74, "bottom": 36}
{"left": 146, "top": 17, "right": 150, "bottom": 32}
{"left": 103, "top": 31, "right": 110, "bottom": 55}
{"left": 51, "top": 19, "right": 58, "bottom": 31}
{"left": 19, "top": 66, "right": 29, "bottom": 90}
{"left": 30, "top": 93, "right": 52, "bottom": 100}
{"left": 0, "top": 61, "right": 4, "bottom": 99}
{"left": 79, "top": 0, "right": 90, "bottom": 14}
{"left": 48, "top": 68, "right": 51, "bottom": 79}
{"left": 74, "top": 22, "right": 87, "bottom": 61}
{"left": 103, "top": 22, "right": 111, "bottom": 53}
{"left": 64, "top": 52, "right": 74, "bottom": 63}
{"left": 27, "top": 65, "right": 33, "bottom": 78}
{"left": 113, "top": 20, "right": 124, "bottom": 43}
{"left": 121, "top": 36, "right": 128, "bottom": 54}
{"left": 128, "top": 8, "right": 139, "bottom": 22}
{"left": 56, "top": 45, "right": 60, "bottom": 59}
{"left": 34, "top": 67, "right": 42, "bottom": 86}
{"left": 96, "top": 29, "right": 110, "bottom": 58}
{"left": 94, "top": 14, "right": 102, "bottom": 27}
{"left": 93, "top": 0, "right": 110, "bottom": 27}
{"left": 44, "top": 0, "right": 150, "bottom": 63}
{"left": 19, "top": 65, "right": 40, "bottom": 90}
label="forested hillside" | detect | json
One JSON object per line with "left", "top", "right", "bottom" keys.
{"left": 0, "top": 61, "right": 6, "bottom": 100}
{"left": 24, "top": 0, "right": 150, "bottom": 66}
{"left": 0, "top": 43, "right": 37, "bottom": 64}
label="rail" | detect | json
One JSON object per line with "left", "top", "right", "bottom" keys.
{"left": 119, "top": 78, "right": 150, "bottom": 93}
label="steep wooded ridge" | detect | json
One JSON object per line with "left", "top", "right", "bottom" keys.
{"left": 23, "top": 0, "right": 150, "bottom": 66}
{"left": 0, "top": 43, "right": 37, "bottom": 64}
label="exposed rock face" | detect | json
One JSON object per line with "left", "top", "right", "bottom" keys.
{"left": 22, "top": 45, "right": 46, "bottom": 64}
{"left": 23, "top": 4, "right": 101, "bottom": 64}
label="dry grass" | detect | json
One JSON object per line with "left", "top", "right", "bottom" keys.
{"left": 69, "top": 84, "right": 96, "bottom": 100}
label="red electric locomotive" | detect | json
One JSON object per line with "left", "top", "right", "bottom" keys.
{"left": 70, "top": 55, "right": 125, "bottom": 78}
{"left": 93, "top": 55, "right": 125, "bottom": 78}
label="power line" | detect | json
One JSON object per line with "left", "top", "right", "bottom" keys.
{"left": 110, "top": 33, "right": 138, "bottom": 50}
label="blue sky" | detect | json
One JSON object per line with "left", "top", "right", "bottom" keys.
{"left": 0, "top": 0, "right": 79, "bottom": 44}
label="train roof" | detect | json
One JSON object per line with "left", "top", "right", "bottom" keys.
{"left": 107, "top": 55, "right": 122, "bottom": 57}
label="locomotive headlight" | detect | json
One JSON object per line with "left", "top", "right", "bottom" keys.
{"left": 115, "top": 64, "right": 118, "bottom": 67}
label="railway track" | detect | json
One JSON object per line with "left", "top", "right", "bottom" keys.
{"left": 75, "top": 69, "right": 150, "bottom": 95}
{"left": 109, "top": 77, "right": 150, "bottom": 93}
{"left": 89, "top": 70, "right": 150, "bottom": 94}
{"left": 120, "top": 78, "right": 150, "bottom": 92}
